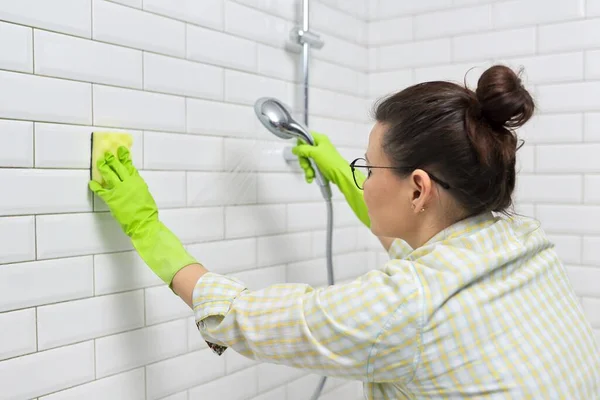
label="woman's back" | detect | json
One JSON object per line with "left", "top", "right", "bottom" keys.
{"left": 367, "top": 212, "right": 600, "bottom": 399}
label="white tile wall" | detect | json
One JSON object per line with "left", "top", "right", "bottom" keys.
{"left": 1, "top": 0, "right": 598, "bottom": 398}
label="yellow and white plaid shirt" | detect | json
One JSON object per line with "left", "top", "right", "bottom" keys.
{"left": 192, "top": 212, "right": 600, "bottom": 399}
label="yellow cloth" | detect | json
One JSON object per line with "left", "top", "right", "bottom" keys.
{"left": 192, "top": 212, "right": 600, "bottom": 399}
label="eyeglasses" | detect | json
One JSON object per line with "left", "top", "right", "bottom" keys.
{"left": 349, "top": 157, "right": 451, "bottom": 191}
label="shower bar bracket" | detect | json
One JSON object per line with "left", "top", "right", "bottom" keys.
{"left": 290, "top": 28, "right": 324, "bottom": 49}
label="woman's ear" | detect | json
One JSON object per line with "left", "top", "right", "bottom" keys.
{"left": 410, "top": 170, "right": 432, "bottom": 210}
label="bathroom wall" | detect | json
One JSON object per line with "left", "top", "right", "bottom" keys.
{"left": 368, "top": 0, "right": 600, "bottom": 348}
{"left": 0, "top": 0, "right": 371, "bottom": 399}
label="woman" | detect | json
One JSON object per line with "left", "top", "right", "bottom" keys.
{"left": 90, "top": 65, "right": 600, "bottom": 399}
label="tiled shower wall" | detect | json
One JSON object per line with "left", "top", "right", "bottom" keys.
{"left": 0, "top": 0, "right": 371, "bottom": 399}
{"left": 2, "top": 0, "right": 600, "bottom": 399}
{"left": 368, "top": 0, "right": 600, "bottom": 349}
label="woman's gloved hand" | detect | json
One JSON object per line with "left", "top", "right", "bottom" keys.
{"left": 89, "top": 147, "right": 197, "bottom": 287}
{"left": 292, "top": 132, "right": 370, "bottom": 228}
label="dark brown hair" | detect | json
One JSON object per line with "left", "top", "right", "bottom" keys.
{"left": 373, "top": 64, "right": 534, "bottom": 217}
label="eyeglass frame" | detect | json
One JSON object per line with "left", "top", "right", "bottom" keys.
{"left": 349, "top": 157, "right": 451, "bottom": 191}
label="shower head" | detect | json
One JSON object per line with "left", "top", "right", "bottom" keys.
{"left": 253, "top": 96, "right": 332, "bottom": 200}
{"left": 254, "top": 97, "right": 315, "bottom": 145}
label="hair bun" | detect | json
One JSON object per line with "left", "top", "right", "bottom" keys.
{"left": 475, "top": 65, "right": 534, "bottom": 129}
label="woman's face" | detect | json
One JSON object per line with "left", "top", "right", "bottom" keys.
{"left": 363, "top": 122, "right": 423, "bottom": 240}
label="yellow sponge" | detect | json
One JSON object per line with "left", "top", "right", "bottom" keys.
{"left": 90, "top": 132, "right": 133, "bottom": 184}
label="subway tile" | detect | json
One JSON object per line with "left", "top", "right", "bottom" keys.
{"left": 257, "top": 363, "right": 304, "bottom": 393}
{"left": 256, "top": 172, "right": 322, "bottom": 203}
{"left": 517, "top": 113, "right": 583, "bottom": 143}
{"left": 0, "top": 216, "right": 34, "bottom": 264}
{"left": 188, "top": 367, "right": 258, "bottom": 400}
{"left": 34, "top": 123, "right": 142, "bottom": 168}
{"left": 94, "top": 251, "right": 162, "bottom": 295}
{"left": 0, "top": 21, "right": 32, "bottom": 73}
{"left": 565, "top": 265, "right": 600, "bottom": 297}
{"left": 414, "top": 62, "right": 487, "bottom": 87}
{"left": 35, "top": 29, "right": 142, "bottom": 88}
{"left": 93, "top": 84, "right": 186, "bottom": 132}
{"left": 143, "top": 131, "right": 223, "bottom": 171}
{"left": 500, "top": 52, "right": 584, "bottom": 84}
{"left": 537, "top": 143, "right": 600, "bottom": 172}
{"left": 145, "top": 286, "right": 192, "bottom": 325}
{"left": 223, "top": 138, "right": 291, "bottom": 173}
{"left": 249, "top": 387, "right": 286, "bottom": 400}
{"left": 143, "top": 53, "right": 223, "bottom": 100}
{"left": 307, "top": 87, "right": 368, "bottom": 122}
{"left": 160, "top": 207, "right": 225, "bottom": 244}
{"left": 416, "top": 5, "right": 490, "bottom": 39}
{"left": 0, "top": 169, "right": 92, "bottom": 215}
{"left": 311, "top": 1, "right": 366, "bottom": 44}
{"left": 369, "top": 69, "right": 413, "bottom": 98}
{"left": 0, "top": 256, "right": 93, "bottom": 312}
{"left": 582, "top": 297, "right": 600, "bottom": 328}
{"left": 589, "top": 0, "right": 600, "bottom": 16}
{"left": 0, "top": 70, "right": 92, "bottom": 124}
{"left": 95, "top": 319, "right": 187, "bottom": 378}
{"left": 234, "top": 265, "right": 286, "bottom": 291}
{"left": 312, "top": 227, "right": 359, "bottom": 257}
{"left": 368, "top": 17, "right": 412, "bottom": 46}
{"left": 145, "top": 349, "right": 225, "bottom": 400}
{"left": 453, "top": 28, "right": 536, "bottom": 62}
{"left": 36, "top": 212, "right": 131, "bottom": 259}
{"left": 187, "top": 25, "right": 257, "bottom": 72}
{"left": 224, "top": 1, "right": 291, "bottom": 48}
{"left": 314, "top": 32, "right": 368, "bottom": 72}
{"left": 187, "top": 98, "right": 258, "bottom": 138}
{"left": 257, "top": 232, "right": 312, "bottom": 266}
{"left": 187, "top": 238, "right": 256, "bottom": 275}
{"left": 583, "top": 236, "right": 600, "bottom": 264}
{"left": 312, "top": 59, "right": 363, "bottom": 96}
{"left": 232, "top": 0, "right": 297, "bottom": 20}
{"left": 308, "top": 116, "right": 369, "bottom": 148}
{"left": 515, "top": 175, "right": 582, "bottom": 203}
{"left": 546, "top": 234, "right": 582, "bottom": 264}
{"left": 320, "top": 381, "right": 363, "bottom": 400}
{"left": 539, "top": 19, "right": 600, "bottom": 53}
{"left": 225, "top": 70, "right": 292, "bottom": 106}
{"left": 224, "top": 344, "right": 256, "bottom": 374}
{"left": 40, "top": 368, "right": 145, "bottom": 400}
{"left": 257, "top": 44, "right": 297, "bottom": 82}
{"left": 37, "top": 290, "right": 144, "bottom": 350}
{"left": 287, "top": 202, "right": 328, "bottom": 231}
{"left": 286, "top": 258, "right": 327, "bottom": 287}
{"left": 93, "top": 0, "right": 185, "bottom": 57}
{"left": 378, "top": 39, "right": 451, "bottom": 69}
{"left": 0, "top": 341, "right": 94, "bottom": 400}
{"left": 371, "top": 0, "right": 452, "bottom": 18}
{"left": 108, "top": 0, "right": 142, "bottom": 7}
{"left": 287, "top": 374, "right": 328, "bottom": 400}
{"left": 537, "top": 82, "right": 600, "bottom": 113}
{"left": 0, "top": 308, "right": 36, "bottom": 361}
{"left": 225, "top": 204, "right": 287, "bottom": 238}
{"left": 143, "top": 0, "right": 224, "bottom": 30}
{"left": 0, "top": 0, "right": 91, "bottom": 38}
{"left": 585, "top": 175, "right": 600, "bottom": 203}
{"left": 160, "top": 392, "right": 188, "bottom": 400}
{"left": 187, "top": 172, "right": 257, "bottom": 206}
{"left": 537, "top": 205, "right": 600, "bottom": 235}
{"left": 0, "top": 119, "right": 33, "bottom": 167}
{"left": 138, "top": 170, "right": 186, "bottom": 208}
{"left": 493, "top": 0, "right": 584, "bottom": 29}
{"left": 585, "top": 113, "right": 600, "bottom": 142}
{"left": 586, "top": 50, "right": 600, "bottom": 80}
{"left": 187, "top": 316, "right": 209, "bottom": 351}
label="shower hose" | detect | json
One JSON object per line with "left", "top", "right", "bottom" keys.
{"left": 309, "top": 197, "right": 335, "bottom": 400}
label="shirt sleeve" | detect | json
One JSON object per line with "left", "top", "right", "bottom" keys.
{"left": 192, "top": 261, "right": 422, "bottom": 382}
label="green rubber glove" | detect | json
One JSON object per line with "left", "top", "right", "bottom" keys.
{"left": 292, "top": 132, "right": 370, "bottom": 228}
{"left": 89, "top": 147, "right": 197, "bottom": 287}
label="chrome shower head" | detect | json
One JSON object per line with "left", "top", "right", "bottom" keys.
{"left": 254, "top": 97, "right": 315, "bottom": 145}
